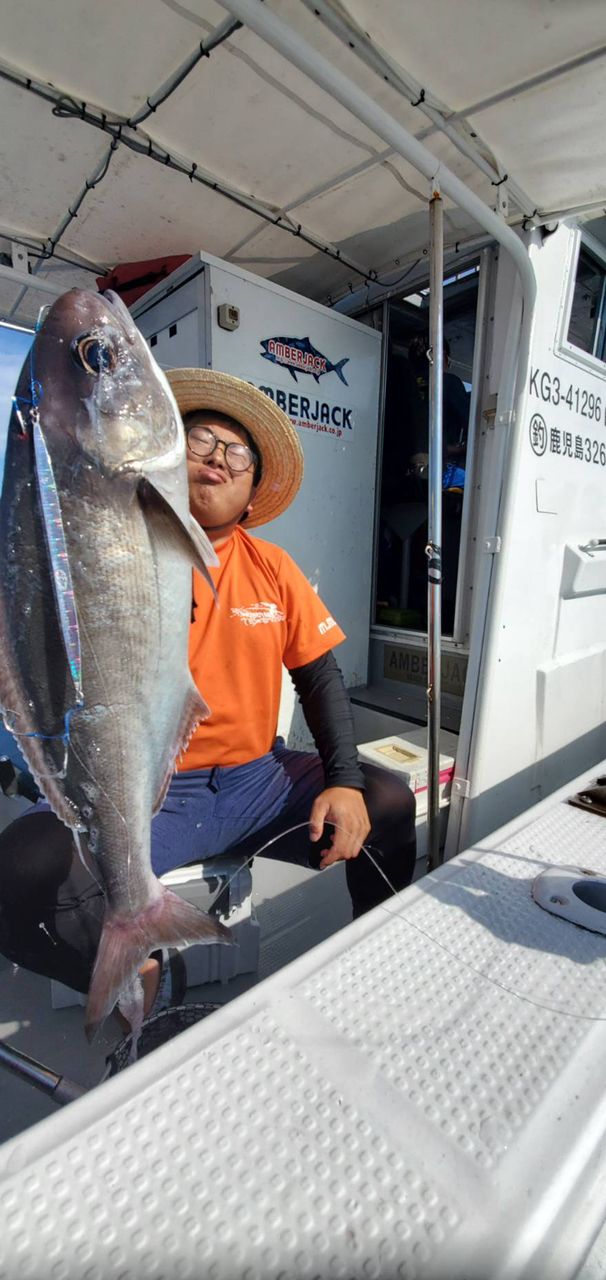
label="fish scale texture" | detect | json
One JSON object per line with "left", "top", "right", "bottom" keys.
{"left": 1, "top": 771, "right": 606, "bottom": 1279}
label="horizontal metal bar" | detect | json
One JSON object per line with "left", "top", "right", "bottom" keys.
{"left": 0, "top": 263, "right": 66, "bottom": 297}
{"left": 446, "top": 43, "right": 606, "bottom": 123}
{"left": 0, "top": 223, "right": 104, "bottom": 274}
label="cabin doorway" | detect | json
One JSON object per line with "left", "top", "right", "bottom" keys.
{"left": 376, "top": 264, "right": 480, "bottom": 636}
{"left": 352, "top": 255, "right": 489, "bottom": 734}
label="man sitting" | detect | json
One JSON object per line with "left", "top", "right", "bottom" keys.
{"left": 0, "top": 371, "right": 416, "bottom": 1017}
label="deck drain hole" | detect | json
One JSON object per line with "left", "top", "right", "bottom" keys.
{"left": 532, "top": 866, "right": 606, "bottom": 937}
{"left": 572, "top": 880, "right": 606, "bottom": 913}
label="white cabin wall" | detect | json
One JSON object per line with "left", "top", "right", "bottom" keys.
{"left": 456, "top": 224, "right": 606, "bottom": 849}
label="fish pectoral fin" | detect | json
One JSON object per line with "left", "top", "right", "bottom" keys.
{"left": 85, "top": 888, "right": 233, "bottom": 1040}
{"left": 138, "top": 476, "right": 218, "bottom": 597}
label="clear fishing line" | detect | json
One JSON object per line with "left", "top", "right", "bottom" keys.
{"left": 205, "top": 819, "right": 398, "bottom": 914}
{"left": 209, "top": 820, "right": 606, "bottom": 1023}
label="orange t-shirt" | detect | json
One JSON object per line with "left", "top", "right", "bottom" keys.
{"left": 179, "top": 525, "right": 346, "bottom": 770}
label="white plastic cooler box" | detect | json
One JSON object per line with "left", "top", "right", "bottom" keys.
{"left": 357, "top": 734, "right": 454, "bottom": 816}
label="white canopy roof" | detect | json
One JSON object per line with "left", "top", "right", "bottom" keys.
{"left": 0, "top": 0, "right": 604, "bottom": 326}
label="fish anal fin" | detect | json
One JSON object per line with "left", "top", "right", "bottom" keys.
{"left": 0, "top": 624, "right": 81, "bottom": 828}
{"left": 4, "top": 718, "right": 81, "bottom": 828}
{"left": 18, "top": 742, "right": 82, "bottom": 829}
{"left": 85, "top": 887, "right": 233, "bottom": 1039}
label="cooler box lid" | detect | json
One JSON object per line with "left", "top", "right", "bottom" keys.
{"left": 357, "top": 735, "right": 454, "bottom": 793}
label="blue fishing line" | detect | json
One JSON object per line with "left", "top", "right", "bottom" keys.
{"left": 12, "top": 383, "right": 42, "bottom": 434}
{"left": 12, "top": 307, "right": 44, "bottom": 430}
{"left": 22, "top": 705, "right": 80, "bottom": 744}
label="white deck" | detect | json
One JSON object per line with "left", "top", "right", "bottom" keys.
{"left": 0, "top": 706, "right": 444, "bottom": 1144}
{"left": 1, "top": 762, "right": 606, "bottom": 1278}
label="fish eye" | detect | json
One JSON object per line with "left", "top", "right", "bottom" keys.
{"left": 71, "top": 334, "right": 117, "bottom": 376}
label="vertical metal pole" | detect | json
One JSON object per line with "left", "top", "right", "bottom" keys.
{"left": 452, "top": 247, "right": 491, "bottom": 643}
{"left": 427, "top": 191, "right": 444, "bottom": 872}
{"left": 369, "top": 300, "right": 391, "bottom": 633}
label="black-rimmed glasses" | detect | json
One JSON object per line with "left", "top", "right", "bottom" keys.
{"left": 186, "top": 425, "right": 257, "bottom": 474}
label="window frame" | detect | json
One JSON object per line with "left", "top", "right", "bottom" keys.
{"left": 557, "top": 227, "right": 606, "bottom": 375}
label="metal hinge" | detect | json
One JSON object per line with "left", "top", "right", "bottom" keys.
{"left": 482, "top": 394, "right": 497, "bottom": 426}
{"left": 452, "top": 777, "right": 471, "bottom": 798}
{"left": 493, "top": 186, "right": 509, "bottom": 219}
{"left": 11, "top": 241, "right": 28, "bottom": 272}
{"left": 483, "top": 536, "right": 502, "bottom": 554}
{"left": 482, "top": 397, "right": 515, "bottom": 429}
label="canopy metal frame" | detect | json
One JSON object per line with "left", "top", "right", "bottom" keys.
{"left": 297, "top": 0, "right": 535, "bottom": 221}
{"left": 215, "top": 0, "right": 537, "bottom": 315}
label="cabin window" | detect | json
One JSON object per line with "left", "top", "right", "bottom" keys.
{"left": 567, "top": 246, "right": 606, "bottom": 363}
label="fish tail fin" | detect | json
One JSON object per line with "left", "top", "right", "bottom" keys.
{"left": 333, "top": 358, "right": 350, "bottom": 386}
{"left": 85, "top": 886, "right": 233, "bottom": 1041}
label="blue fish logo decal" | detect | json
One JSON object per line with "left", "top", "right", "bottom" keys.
{"left": 261, "top": 336, "right": 349, "bottom": 386}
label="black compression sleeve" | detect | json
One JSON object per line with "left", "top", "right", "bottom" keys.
{"left": 288, "top": 651, "right": 365, "bottom": 790}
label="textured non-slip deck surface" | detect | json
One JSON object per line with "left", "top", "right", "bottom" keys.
{"left": 2, "top": 766, "right": 606, "bottom": 1280}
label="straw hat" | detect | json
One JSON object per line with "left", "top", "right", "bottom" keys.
{"left": 167, "top": 368, "right": 304, "bottom": 528}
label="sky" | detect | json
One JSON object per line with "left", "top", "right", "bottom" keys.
{"left": 0, "top": 324, "right": 34, "bottom": 767}
{"left": 0, "top": 323, "right": 34, "bottom": 482}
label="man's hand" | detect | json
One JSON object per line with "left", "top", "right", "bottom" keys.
{"left": 309, "top": 787, "right": 371, "bottom": 868}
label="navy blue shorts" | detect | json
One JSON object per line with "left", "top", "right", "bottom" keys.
{"left": 150, "top": 739, "right": 326, "bottom": 876}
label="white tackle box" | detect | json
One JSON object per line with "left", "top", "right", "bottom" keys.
{"left": 357, "top": 733, "right": 454, "bottom": 816}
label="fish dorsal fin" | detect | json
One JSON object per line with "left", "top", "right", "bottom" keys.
{"left": 152, "top": 680, "right": 209, "bottom": 816}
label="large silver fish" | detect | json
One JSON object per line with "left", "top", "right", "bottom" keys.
{"left": 0, "top": 288, "right": 231, "bottom": 1037}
